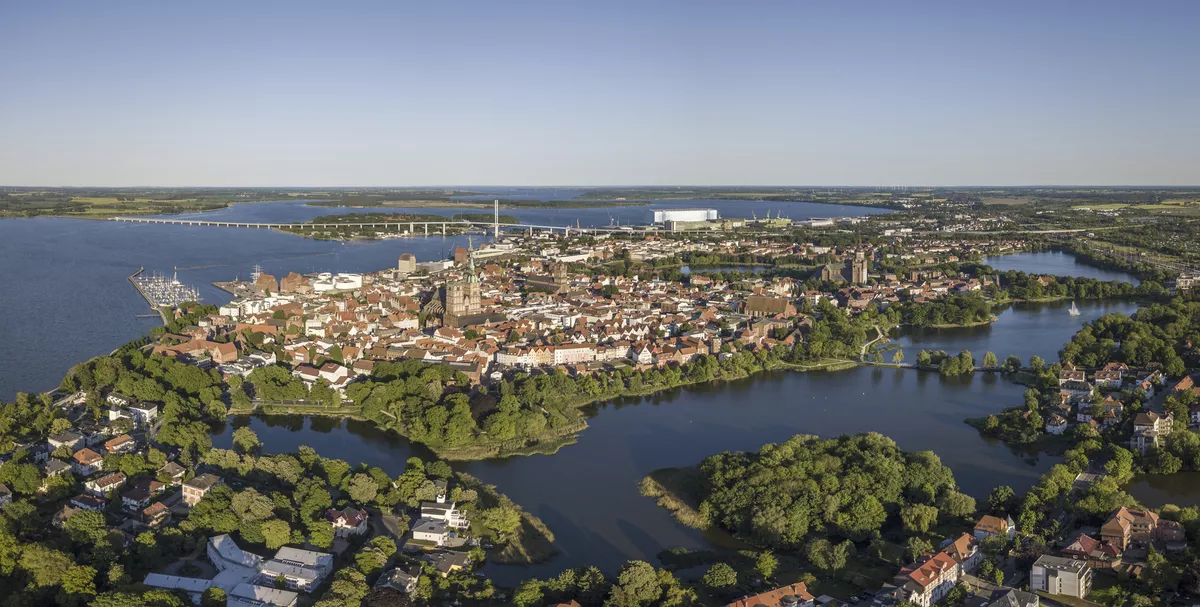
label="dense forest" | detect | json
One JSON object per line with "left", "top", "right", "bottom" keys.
{"left": 897, "top": 293, "right": 993, "bottom": 327}
{"left": 687, "top": 434, "right": 975, "bottom": 548}
{"left": 1058, "top": 301, "right": 1200, "bottom": 375}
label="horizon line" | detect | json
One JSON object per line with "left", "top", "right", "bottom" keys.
{"left": 4, "top": 184, "right": 1200, "bottom": 190}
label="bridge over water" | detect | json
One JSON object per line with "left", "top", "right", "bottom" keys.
{"left": 109, "top": 215, "right": 671, "bottom": 235}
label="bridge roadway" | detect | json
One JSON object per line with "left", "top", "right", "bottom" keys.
{"left": 109, "top": 215, "right": 672, "bottom": 235}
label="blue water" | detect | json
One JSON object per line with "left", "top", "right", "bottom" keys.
{"left": 984, "top": 251, "right": 1141, "bottom": 285}
{"left": 0, "top": 217, "right": 473, "bottom": 399}
{"left": 0, "top": 208, "right": 1150, "bottom": 584}
{"left": 168, "top": 198, "right": 890, "bottom": 229}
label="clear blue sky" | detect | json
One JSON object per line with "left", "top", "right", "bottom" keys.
{"left": 2, "top": 1, "right": 1197, "bottom": 187}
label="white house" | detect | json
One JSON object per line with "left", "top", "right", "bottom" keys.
{"left": 129, "top": 403, "right": 158, "bottom": 426}
{"left": 85, "top": 472, "right": 126, "bottom": 496}
{"left": 317, "top": 362, "right": 352, "bottom": 387}
{"left": 71, "top": 448, "right": 104, "bottom": 477}
{"left": 420, "top": 501, "right": 470, "bottom": 530}
{"left": 974, "top": 515, "right": 1017, "bottom": 542}
{"left": 411, "top": 519, "right": 449, "bottom": 546}
{"left": 326, "top": 507, "right": 369, "bottom": 538}
{"left": 1045, "top": 414, "right": 1069, "bottom": 435}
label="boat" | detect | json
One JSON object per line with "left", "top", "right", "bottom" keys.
{"left": 1068, "top": 301, "right": 1081, "bottom": 316}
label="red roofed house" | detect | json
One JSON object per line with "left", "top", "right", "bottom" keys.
{"left": 1101, "top": 507, "right": 1186, "bottom": 552}
{"left": 894, "top": 551, "right": 961, "bottom": 607}
{"left": 143, "top": 502, "right": 171, "bottom": 527}
{"left": 104, "top": 434, "right": 136, "bottom": 455}
{"left": 726, "top": 582, "right": 814, "bottom": 607}
{"left": 974, "top": 514, "right": 1017, "bottom": 541}
{"left": 71, "top": 448, "right": 104, "bottom": 476}
{"left": 326, "top": 507, "right": 370, "bottom": 538}
{"left": 1061, "top": 533, "right": 1120, "bottom": 566}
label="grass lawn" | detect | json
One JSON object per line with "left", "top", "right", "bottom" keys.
{"left": 1083, "top": 570, "right": 1123, "bottom": 606}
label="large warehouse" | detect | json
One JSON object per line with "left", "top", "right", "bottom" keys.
{"left": 652, "top": 208, "right": 719, "bottom": 224}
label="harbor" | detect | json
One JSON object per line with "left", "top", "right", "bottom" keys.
{"left": 127, "top": 267, "right": 202, "bottom": 324}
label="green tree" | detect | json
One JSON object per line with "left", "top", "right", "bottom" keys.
{"left": 900, "top": 504, "right": 939, "bottom": 534}
{"left": 512, "top": 579, "right": 544, "bottom": 607}
{"left": 702, "top": 562, "right": 738, "bottom": 589}
{"left": 755, "top": 550, "right": 778, "bottom": 580}
{"left": 231, "top": 427, "right": 262, "bottom": 453}
{"left": 479, "top": 505, "right": 522, "bottom": 541}
{"left": 61, "top": 564, "right": 98, "bottom": 597}
{"left": 19, "top": 544, "right": 74, "bottom": 587}
{"left": 906, "top": 536, "right": 933, "bottom": 561}
{"left": 610, "top": 560, "right": 663, "bottom": 605}
{"left": 892, "top": 349, "right": 905, "bottom": 364}
{"left": 64, "top": 510, "right": 108, "bottom": 545}
{"left": 261, "top": 519, "right": 291, "bottom": 550}
{"left": 347, "top": 473, "right": 379, "bottom": 504}
{"left": 939, "top": 491, "right": 976, "bottom": 517}
{"left": 307, "top": 521, "right": 334, "bottom": 549}
{"left": 201, "top": 587, "right": 227, "bottom": 607}
{"left": 1029, "top": 355, "right": 1045, "bottom": 371}
{"left": 988, "top": 485, "right": 1015, "bottom": 514}
{"left": 983, "top": 351, "right": 998, "bottom": 369}
{"left": 837, "top": 494, "right": 887, "bottom": 539}
{"left": 806, "top": 538, "right": 852, "bottom": 572}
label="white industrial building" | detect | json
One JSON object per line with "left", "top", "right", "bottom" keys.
{"left": 145, "top": 535, "right": 329, "bottom": 604}
{"left": 652, "top": 208, "right": 718, "bottom": 224}
{"left": 312, "top": 272, "right": 363, "bottom": 292}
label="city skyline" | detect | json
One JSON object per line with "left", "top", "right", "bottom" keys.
{"left": 3, "top": 1, "right": 1198, "bottom": 187}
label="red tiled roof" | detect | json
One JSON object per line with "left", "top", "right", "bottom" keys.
{"left": 727, "top": 583, "right": 814, "bottom": 607}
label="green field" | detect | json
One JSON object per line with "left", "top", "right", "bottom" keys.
{"left": 981, "top": 196, "right": 1035, "bottom": 205}
{"left": 1071, "top": 203, "right": 1129, "bottom": 210}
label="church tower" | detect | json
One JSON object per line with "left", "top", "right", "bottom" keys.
{"left": 850, "top": 251, "right": 869, "bottom": 284}
{"left": 444, "top": 248, "right": 482, "bottom": 326}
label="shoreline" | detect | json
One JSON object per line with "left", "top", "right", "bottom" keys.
{"left": 239, "top": 357, "right": 867, "bottom": 462}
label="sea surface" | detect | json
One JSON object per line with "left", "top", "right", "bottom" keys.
{"left": 166, "top": 197, "right": 891, "bottom": 230}
{"left": 0, "top": 217, "right": 475, "bottom": 398}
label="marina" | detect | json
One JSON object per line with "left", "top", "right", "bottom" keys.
{"left": 128, "top": 267, "right": 202, "bottom": 323}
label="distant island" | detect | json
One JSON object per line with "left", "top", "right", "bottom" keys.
{"left": 307, "top": 194, "right": 649, "bottom": 209}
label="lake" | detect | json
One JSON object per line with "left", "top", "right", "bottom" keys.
{"left": 984, "top": 251, "right": 1141, "bottom": 285}
{"left": 895, "top": 299, "right": 1141, "bottom": 364}
{"left": 213, "top": 367, "right": 1048, "bottom": 582}
{"left": 1127, "top": 472, "right": 1200, "bottom": 509}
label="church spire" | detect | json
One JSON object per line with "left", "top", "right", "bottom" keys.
{"left": 466, "top": 237, "right": 478, "bottom": 283}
